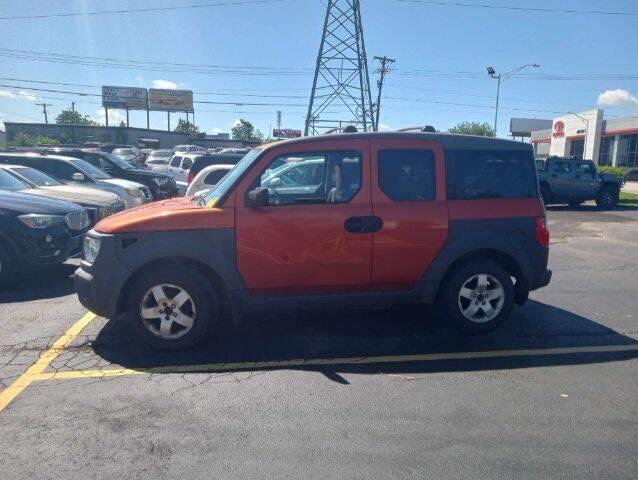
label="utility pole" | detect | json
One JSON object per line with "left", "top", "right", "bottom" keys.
{"left": 373, "top": 56, "right": 395, "bottom": 132}
{"left": 36, "top": 103, "right": 52, "bottom": 124}
{"left": 104, "top": 106, "right": 109, "bottom": 126}
{"left": 276, "top": 110, "right": 282, "bottom": 138}
{"left": 71, "top": 101, "right": 76, "bottom": 113}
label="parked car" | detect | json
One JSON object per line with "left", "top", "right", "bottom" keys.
{"left": 0, "top": 165, "right": 124, "bottom": 225}
{"left": 187, "top": 153, "right": 245, "bottom": 184}
{"left": 36, "top": 148, "right": 178, "bottom": 200}
{"left": 112, "top": 147, "right": 143, "bottom": 167}
{"left": 162, "top": 153, "right": 205, "bottom": 182}
{"left": 145, "top": 149, "right": 172, "bottom": 169}
{"left": 185, "top": 164, "right": 233, "bottom": 196}
{"left": 0, "top": 190, "right": 91, "bottom": 286}
{"left": 537, "top": 156, "right": 622, "bottom": 208}
{"left": 623, "top": 169, "right": 638, "bottom": 182}
{"left": 0, "top": 152, "right": 153, "bottom": 208}
{"left": 76, "top": 132, "right": 551, "bottom": 349}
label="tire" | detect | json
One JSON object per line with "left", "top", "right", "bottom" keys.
{"left": 125, "top": 265, "right": 218, "bottom": 350}
{"left": 540, "top": 185, "right": 551, "bottom": 207}
{"left": 595, "top": 186, "right": 618, "bottom": 209}
{"left": 0, "top": 242, "right": 16, "bottom": 290}
{"left": 439, "top": 260, "right": 515, "bottom": 334}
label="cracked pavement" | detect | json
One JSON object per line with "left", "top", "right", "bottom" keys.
{"left": 0, "top": 207, "right": 637, "bottom": 479}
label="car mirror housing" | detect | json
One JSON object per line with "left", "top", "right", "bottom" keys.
{"left": 72, "top": 172, "right": 85, "bottom": 182}
{"left": 246, "top": 187, "right": 269, "bottom": 208}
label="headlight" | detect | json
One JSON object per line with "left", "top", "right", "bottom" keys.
{"left": 18, "top": 214, "right": 65, "bottom": 229}
{"left": 125, "top": 187, "right": 144, "bottom": 198}
{"left": 83, "top": 237, "right": 101, "bottom": 264}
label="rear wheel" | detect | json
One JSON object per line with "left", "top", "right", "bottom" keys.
{"left": 595, "top": 186, "right": 618, "bottom": 209}
{"left": 439, "top": 260, "right": 515, "bottom": 334}
{"left": 126, "top": 265, "right": 218, "bottom": 349}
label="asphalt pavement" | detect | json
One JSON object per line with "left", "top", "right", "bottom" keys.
{"left": 0, "top": 206, "right": 637, "bottom": 479}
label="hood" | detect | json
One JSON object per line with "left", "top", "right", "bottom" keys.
{"left": 22, "top": 186, "right": 120, "bottom": 207}
{"left": 125, "top": 168, "right": 172, "bottom": 180}
{"left": 95, "top": 196, "right": 233, "bottom": 234}
{"left": 0, "top": 190, "right": 83, "bottom": 215}
{"left": 102, "top": 178, "right": 149, "bottom": 190}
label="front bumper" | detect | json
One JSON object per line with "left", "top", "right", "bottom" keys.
{"left": 75, "top": 231, "right": 130, "bottom": 319}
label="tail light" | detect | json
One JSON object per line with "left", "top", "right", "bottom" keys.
{"left": 535, "top": 217, "right": 550, "bottom": 247}
{"left": 187, "top": 171, "right": 194, "bottom": 184}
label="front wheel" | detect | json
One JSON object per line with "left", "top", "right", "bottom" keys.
{"left": 595, "top": 187, "right": 618, "bottom": 209}
{"left": 439, "top": 260, "right": 515, "bottom": 334}
{"left": 126, "top": 266, "right": 218, "bottom": 349}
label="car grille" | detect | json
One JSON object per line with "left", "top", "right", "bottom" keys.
{"left": 101, "top": 201, "right": 125, "bottom": 218}
{"left": 65, "top": 210, "right": 90, "bottom": 231}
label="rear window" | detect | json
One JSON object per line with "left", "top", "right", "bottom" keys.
{"left": 445, "top": 149, "right": 537, "bottom": 200}
{"left": 378, "top": 149, "right": 436, "bottom": 201}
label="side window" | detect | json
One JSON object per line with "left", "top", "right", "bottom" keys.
{"left": 255, "top": 151, "right": 361, "bottom": 206}
{"left": 182, "top": 158, "right": 193, "bottom": 170}
{"left": 83, "top": 154, "right": 101, "bottom": 168}
{"left": 32, "top": 161, "right": 79, "bottom": 181}
{"left": 446, "top": 149, "right": 537, "bottom": 200}
{"left": 170, "top": 156, "right": 182, "bottom": 167}
{"left": 575, "top": 162, "right": 594, "bottom": 175}
{"left": 378, "top": 149, "right": 435, "bottom": 201}
{"left": 204, "top": 170, "right": 228, "bottom": 185}
{"left": 552, "top": 161, "right": 572, "bottom": 174}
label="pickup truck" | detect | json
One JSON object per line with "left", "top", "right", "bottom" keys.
{"left": 537, "top": 157, "right": 621, "bottom": 208}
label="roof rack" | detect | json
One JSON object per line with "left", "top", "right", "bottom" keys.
{"left": 323, "top": 125, "right": 359, "bottom": 135}
{"left": 396, "top": 125, "right": 436, "bottom": 133}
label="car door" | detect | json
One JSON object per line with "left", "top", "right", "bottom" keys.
{"left": 549, "top": 160, "right": 574, "bottom": 197}
{"left": 370, "top": 138, "right": 449, "bottom": 290}
{"left": 574, "top": 161, "right": 599, "bottom": 197}
{"left": 235, "top": 139, "right": 373, "bottom": 295}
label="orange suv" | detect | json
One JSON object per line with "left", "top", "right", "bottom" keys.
{"left": 76, "top": 132, "right": 551, "bottom": 349}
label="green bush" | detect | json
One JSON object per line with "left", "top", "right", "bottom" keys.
{"left": 598, "top": 166, "right": 630, "bottom": 177}
{"left": 8, "top": 132, "right": 60, "bottom": 146}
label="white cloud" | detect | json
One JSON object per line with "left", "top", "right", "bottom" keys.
{"left": 0, "top": 90, "right": 16, "bottom": 98}
{"left": 378, "top": 123, "right": 392, "bottom": 131}
{"left": 232, "top": 118, "right": 242, "bottom": 126}
{"left": 152, "top": 79, "right": 178, "bottom": 90}
{"left": 597, "top": 89, "right": 638, "bottom": 107}
{"left": 18, "top": 90, "right": 36, "bottom": 101}
{"left": 95, "top": 108, "right": 126, "bottom": 126}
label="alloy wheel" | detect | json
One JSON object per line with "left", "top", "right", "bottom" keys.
{"left": 139, "top": 283, "right": 196, "bottom": 339}
{"left": 457, "top": 273, "right": 505, "bottom": 323}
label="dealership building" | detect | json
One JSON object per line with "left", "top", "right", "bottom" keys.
{"left": 530, "top": 109, "right": 638, "bottom": 167}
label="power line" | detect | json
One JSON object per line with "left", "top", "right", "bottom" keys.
{"left": 394, "top": 0, "right": 638, "bottom": 16}
{"left": 0, "top": 0, "right": 288, "bottom": 21}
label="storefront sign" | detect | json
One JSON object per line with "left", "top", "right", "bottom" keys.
{"left": 273, "top": 128, "right": 302, "bottom": 138}
{"left": 148, "top": 89, "right": 193, "bottom": 112}
{"left": 102, "top": 86, "right": 147, "bottom": 109}
{"left": 552, "top": 120, "right": 565, "bottom": 138}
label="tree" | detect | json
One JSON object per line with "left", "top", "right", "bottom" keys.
{"left": 55, "top": 109, "right": 97, "bottom": 126}
{"left": 9, "top": 132, "right": 59, "bottom": 146}
{"left": 115, "top": 121, "right": 128, "bottom": 143}
{"left": 174, "top": 119, "right": 200, "bottom": 136}
{"left": 231, "top": 119, "right": 262, "bottom": 142}
{"left": 448, "top": 121, "right": 495, "bottom": 137}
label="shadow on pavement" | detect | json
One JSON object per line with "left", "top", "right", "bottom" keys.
{"left": 0, "top": 263, "right": 77, "bottom": 303}
{"left": 92, "top": 300, "right": 638, "bottom": 381}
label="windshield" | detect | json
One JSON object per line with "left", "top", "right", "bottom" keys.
{"left": 0, "top": 169, "right": 31, "bottom": 191}
{"left": 12, "top": 167, "right": 63, "bottom": 187}
{"left": 104, "top": 153, "right": 135, "bottom": 170}
{"left": 68, "top": 158, "right": 111, "bottom": 179}
{"left": 200, "top": 149, "right": 261, "bottom": 207}
{"left": 113, "top": 148, "right": 135, "bottom": 156}
{"left": 148, "top": 150, "right": 171, "bottom": 160}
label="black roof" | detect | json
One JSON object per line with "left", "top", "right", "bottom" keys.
{"left": 260, "top": 132, "right": 533, "bottom": 153}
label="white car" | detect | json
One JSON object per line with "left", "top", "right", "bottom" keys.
{"left": 162, "top": 152, "right": 204, "bottom": 182}
{"left": 185, "top": 164, "right": 233, "bottom": 196}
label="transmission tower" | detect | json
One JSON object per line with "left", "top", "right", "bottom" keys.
{"left": 305, "top": 0, "right": 375, "bottom": 135}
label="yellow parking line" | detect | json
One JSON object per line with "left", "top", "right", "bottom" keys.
{"left": 31, "top": 342, "right": 638, "bottom": 382}
{"left": 0, "top": 312, "right": 96, "bottom": 413}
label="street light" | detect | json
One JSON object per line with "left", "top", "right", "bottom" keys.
{"left": 487, "top": 63, "right": 540, "bottom": 137}
{"left": 568, "top": 111, "right": 590, "bottom": 160}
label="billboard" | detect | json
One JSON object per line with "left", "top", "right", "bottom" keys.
{"left": 102, "top": 86, "right": 147, "bottom": 109}
{"left": 273, "top": 128, "right": 302, "bottom": 138}
{"left": 148, "top": 89, "right": 193, "bottom": 112}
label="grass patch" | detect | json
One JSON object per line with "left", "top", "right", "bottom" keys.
{"left": 620, "top": 191, "right": 638, "bottom": 206}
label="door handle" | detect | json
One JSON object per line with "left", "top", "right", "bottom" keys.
{"left": 344, "top": 216, "right": 383, "bottom": 234}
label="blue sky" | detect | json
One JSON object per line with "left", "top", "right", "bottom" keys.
{"left": 0, "top": 0, "right": 637, "bottom": 137}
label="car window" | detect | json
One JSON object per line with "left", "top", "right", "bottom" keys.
{"left": 0, "top": 169, "right": 30, "bottom": 191}
{"left": 12, "top": 167, "right": 63, "bottom": 187}
{"left": 552, "top": 161, "right": 572, "bottom": 174}
{"left": 204, "top": 169, "right": 228, "bottom": 185}
{"left": 575, "top": 162, "right": 594, "bottom": 175}
{"left": 31, "top": 160, "right": 82, "bottom": 182}
{"left": 67, "top": 159, "right": 109, "bottom": 180}
{"left": 182, "top": 158, "right": 193, "bottom": 169}
{"left": 170, "top": 156, "right": 182, "bottom": 167}
{"left": 257, "top": 151, "right": 361, "bottom": 206}
{"left": 378, "top": 149, "right": 435, "bottom": 201}
{"left": 446, "top": 149, "right": 537, "bottom": 200}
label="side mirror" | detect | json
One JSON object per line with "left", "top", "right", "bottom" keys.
{"left": 246, "top": 187, "right": 269, "bottom": 208}
{"left": 72, "top": 172, "right": 85, "bottom": 182}
{"left": 268, "top": 177, "right": 282, "bottom": 188}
